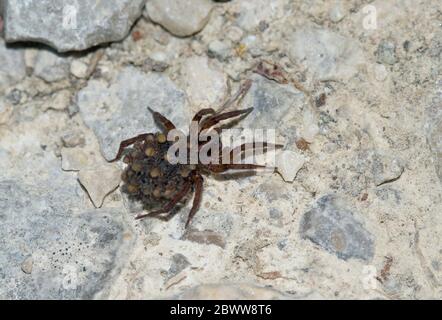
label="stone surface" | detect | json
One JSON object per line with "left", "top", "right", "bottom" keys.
{"left": 241, "top": 74, "right": 309, "bottom": 142}
{"left": 2, "top": 0, "right": 146, "bottom": 52}
{"left": 61, "top": 147, "right": 93, "bottom": 171}
{"left": 427, "top": 80, "right": 442, "bottom": 184}
{"left": 1, "top": 0, "right": 442, "bottom": 301}
{"left": 376, "top": 40, "right": 398, "bottom": 65}
{"left": 146, "top": 0, "right": 213, "bottom": 37}
{"left": 76, "top": 66, "right": 189, "bottom": 161}
{"left": 276, "top": 150, "right": 306, "bottom": 182}
{"left": 78, "top": 164, "right": 122, "bottom": 208}
{"left": 0, "top": 39, "right": 26, "bottom": 92}
{"left": 181, "top": 56, "right": 228, "bottom": 107}
{"left": 34, "top": 50, "right": 70, "bottom": 83}
{"left": 0, "top": 180, "right": 134, "bottom": 299}
{"left": 288, "top": 28, "right": 365, "bottom": 81}
{"left": 300, "top": 195, "right": 375, "bottom": 261}
{"left": 208, "top": 40, "right": 232, "bottom": 61}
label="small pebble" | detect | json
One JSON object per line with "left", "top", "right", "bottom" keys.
{"left": 21, "top": 256, "right": 33, "bottom": 274}
{"left": 70, "top": 60, "right": 89, "bottom": 79}
{"left": 376, "top": 40, "right": 397, "bottom": 65}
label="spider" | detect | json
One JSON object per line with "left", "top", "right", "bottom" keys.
{"left": 109, "top": 80, "right": 281, "bottom": 228}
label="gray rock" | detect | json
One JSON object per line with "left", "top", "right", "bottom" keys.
{"left": 0, "top": 39, "right": 26, "bottom": 91}
{"left": 2, "top": 0, "right": 146, "bottom": 52}
{"left": 376, "top": 40, "right": 398, "bottom": 65}
{"left": 300, "top": 195, "right": 375, "bottom": 261}
{"left": 0, "top": 180, "right": 134, "bottom": 299}
{"left": 168, "top": 253, "right": 190, "bottom": 279}
{"left": 146, "top": 0, "right": 213, "bottom": 37}
{"left": 288, "top": 28, "right": 365, "bottom": 81}
{"left": 241, "top": 75, "right": 308, "bottom": 139}
{"left": 34, "top": 50, "right": 70, "bottom": 83}
{"left": 77, "top": 66, "right": 189, "bottom": 161}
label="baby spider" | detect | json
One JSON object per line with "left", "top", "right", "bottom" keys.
{"left": 110, "top": 81, "right": 281, "bottom": 228}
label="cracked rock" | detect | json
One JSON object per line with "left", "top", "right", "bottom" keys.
{"left": 300, "top": 195, "right": 375, "bottom": 261}
{"left": 2, "top": 0, "right": 146, "bottom": 52}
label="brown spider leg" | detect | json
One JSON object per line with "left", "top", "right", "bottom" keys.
{"left": 109, "top": 133, "right": 149, "bottom": 162}
{"left": 135, "top": 181, "right": 192, "bottom": 220}
{"left": 199, "top": 108, "right": 253, "bottom": 132}
{"left": 217, "top": 79, "right": 252, "bottom": 113}
{"left": 192, "top": 108, "right": 216, "bottom": 123}
{"left": 185, "top": 174, "right": 204, "bottom": 228}
{"left": 207, "top": 163, "right": 265, "bottom": 173}
{"left": 221, "top": 142, "right": 284, "bottom": 163}
{"left": 148, "top": 107, "right": 176, "bottom": 133}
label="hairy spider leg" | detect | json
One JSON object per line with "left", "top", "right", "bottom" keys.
{"left": 221, "top": 142, "right": 284, "bottom": 163}
{"left": 109, "top": 133, "right": 150, "bottom": 162}
{"left": 199, "top": 108, "right": 254, "bottom": 132}
{"left": 148, "top": 107, "right": 176, "bottom": 133}
{"left": 192, "top": 108, "right": 216, "bottom": 123}
{"left": 185, "top": 174, "right": 204, "bottom": 228}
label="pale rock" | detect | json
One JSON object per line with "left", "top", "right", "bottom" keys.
{"left": 0, "top": 38, "right": 26, "bottom": 91}
{"left": 21, "top": 256, "right": 33, "bottom": 274}
{"left": 0, "top": 98, "right": 13, "bottom": 125}
{"left": 288, "top": 28, "right": 365, "bottom": 81}
{"left": 374, "top": 63, "right": 388, "bottom": 82}
{"left": 276, "top": 150, "right": 306, "bottom": 182}
{"left": 329, "top": 2, "right": 346, "bottom": 22}
{"left": 61, "top": 131, "right": 86, "bottom": 148}
{"left": 70, "top": 60, "right": 89, "bottom": 79}
{"left": 61, "top": 147, "right": 93, "bottom": 171}
{"left": 208, "top": 40, "right": 232, "bottom": 61}
{"left": 232, "top": 0, "right": 286, "bottom": 32}
{"left": 146, "top": 0, "right": 213, "bottom": 37}
{"left": 44, "top": 89, "right": 71, "bottom": 111}
{"left": 181, "top": 56, "right": 227, "bottom": 107}
{"left": 78, "top": 164, "right": 122, "bottom": 208}
{"left": 34, "top": 50, "right": 70, "bottom": 83}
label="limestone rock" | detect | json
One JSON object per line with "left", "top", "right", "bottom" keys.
{"left": 2, "top": 0, "right": 146, "bottom": 52}
{"left": 288, "top": 28, "right": 365, "bottom": 81}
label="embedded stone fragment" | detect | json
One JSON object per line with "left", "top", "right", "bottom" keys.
{"left": 300, "top": 195, "right": 375, "bottom": 261}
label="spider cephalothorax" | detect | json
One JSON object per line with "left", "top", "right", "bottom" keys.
{"left": 110, "top": 81, "right": 280, "bottom": 228}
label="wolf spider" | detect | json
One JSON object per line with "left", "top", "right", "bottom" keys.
{"left": 110, "top": 80, "right": 280, "bottom": 228}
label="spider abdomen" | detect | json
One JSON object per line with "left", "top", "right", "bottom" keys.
{"left": 121, "top": 132, "right": 191, "bottom": 207}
